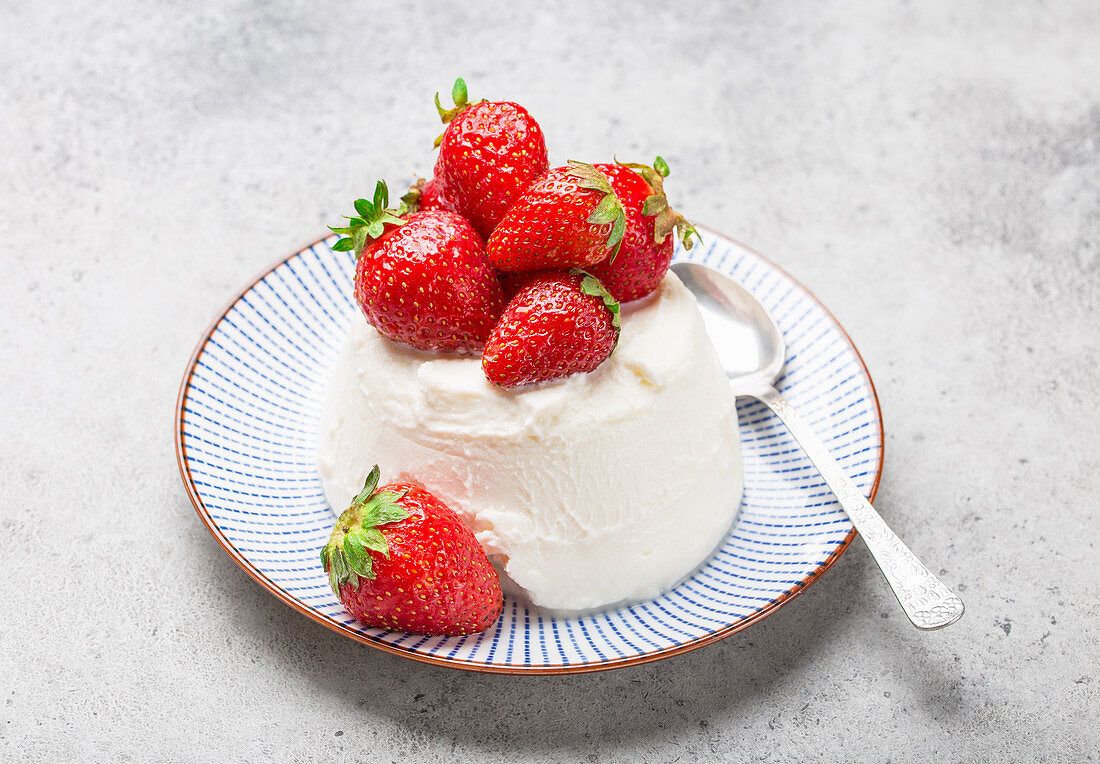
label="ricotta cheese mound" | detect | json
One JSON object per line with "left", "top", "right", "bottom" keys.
{"left": 318, "top": 272, "right": 743, "bottom": 611}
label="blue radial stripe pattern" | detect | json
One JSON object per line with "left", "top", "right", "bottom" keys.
{"left": 176, "top": 231, "right": 883, "bottom": 673}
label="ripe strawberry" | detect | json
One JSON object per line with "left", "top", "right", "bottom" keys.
{"left": 331, "top": 181, "right": 504, "bottom": 354}
{"left": 321, "top": 465, "right": 503, "bottom": 636}
{"left": 482, "top": 270, "right": 621, "bottom": 388}
{"left": 486, "top": 162, "right": 627, "bottom": 272}
{"left": 433, "top": 77, "right": 549, "bottom": 238}
{"left": 401, "top": 177, "right": 449, "bottom": 214}
{"left": 587, "top": 157, "right": 700, "bottom": 302}
{"left": 497, "top": 270, "right": 535, "bottom": 302}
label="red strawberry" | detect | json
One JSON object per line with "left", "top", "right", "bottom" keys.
{"left": 321, "top": 465, "right": 503, "bottom": 636}
{"left": 486, "top": 162, "right": 627, "bottom": 272}
{"left": 497, "top": 270, "right": 535, "bottom": 302}
{"left": 433, "top": 78, "right": 549, "bottom": 238}
{"left": 331, "top": 181, "right": 504, "bottom": 354}
{"left": 402, "top": 177, "right": 449, "bottom": 214}
{"left": 587, "top": 157, "right": 700, "bottom": 302}
{"left": 482, "top": 270, "right": 621, "bottom": 388}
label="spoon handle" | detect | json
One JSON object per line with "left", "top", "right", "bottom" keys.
{"left": 750, "top": 385, "right": 964, "bottom": 630}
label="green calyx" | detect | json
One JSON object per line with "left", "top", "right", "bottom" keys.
{"left": 400, "top": 177, "right": 428, "bottom": 215}
{"left": 567, "top": 160, "right": 627, "bottom": 263}
{"left": 433, "top": 77, "right": 483, "bottom": 148}
{"left": 435, "top": 77, "right": 470, "bottom": 124}
{"left": 574, "top": 269, "right": 622, "bottom": 342}
{"left": 319, "top": 465, "right": 411, "bottom": 597}
{"left": 329, "top": 180, "right": 408, "bottom": 259}
{"left": 614, "top": 156, "right": 700, "bottom": 251}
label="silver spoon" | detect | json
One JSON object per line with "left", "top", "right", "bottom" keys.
{"left": 672, "top": 262, "right": 964, "bottom": 630}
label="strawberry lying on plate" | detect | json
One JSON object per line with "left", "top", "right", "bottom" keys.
{"left": 321, "top": 465, "right": 503, "bottom": 636}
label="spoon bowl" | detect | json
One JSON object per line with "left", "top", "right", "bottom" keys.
{"left": 672, "top": 261, "right": 965, "bottom": 630}
{"left": 672, "top": 263, "right": 785, "bottom": 393}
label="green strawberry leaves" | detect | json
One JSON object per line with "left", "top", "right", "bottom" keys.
{"left": 567, "top": 161, "right": 627, "bottom": 263}
{"left": 433, "top": 77, "right": 468, "bottom": 124}
{"left": 575, "top": 270, "right": 622, "bottom": 334}
{"left": 434, "top": 77, "right": 483, "bottom": 147}
{"left": 400, "top": 177, "right": 428, "bottom": 214}
{"left": 615, "top": 156, "right": 701, "bottom": 251}
{"left": 320, "top": 464, "right": 411, "bottom": 598}
{"left": 343, "top": 534, "right": 370, "bottom": 577}
{"left": 435, "top": 77, "right": 469, "bottom": 124}
{"left": 352, "top": 464, "right": 382, "bottom": 503}
{"left": 330, "top": 181, "right": 408, "bottom": 259}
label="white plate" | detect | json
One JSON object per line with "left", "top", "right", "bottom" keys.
{"left": 175, "top": 229, "right": 883, "bottom": 674}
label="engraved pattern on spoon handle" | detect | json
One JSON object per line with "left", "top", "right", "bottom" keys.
{"left": 752, "top": 385, "right": 964, "bottom": 630}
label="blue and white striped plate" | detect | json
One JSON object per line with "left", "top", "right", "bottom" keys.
{"left": 176, "top": 229, "right": 883, "bottom": 674}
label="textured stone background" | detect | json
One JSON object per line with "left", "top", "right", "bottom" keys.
{"left": 2, "top": 0, "right": 1098, "bottom": 761}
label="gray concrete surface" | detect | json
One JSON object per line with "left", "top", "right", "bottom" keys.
{"left": 2, "top": 1, "right": 1098, "bottom": 761}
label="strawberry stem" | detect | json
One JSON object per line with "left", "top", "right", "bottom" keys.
{"left": 567, "top": 160, "right": 627, "bottom": 263}
{"left": 401, "top": 177, "right": 428, "bottom": 214}
{"left": 320, "top": 465, "right": 411, "bottom": 597}
{"left": 435, "top": 77, "right": 470, "bottom": 123}
{"left": 574, "top": 269, "right": 622, "bottom": 334}
{"left": 615, "top": 156, "right": 701, "bottom": 251}
{"left": 330, "top": 181, "right": 408, "bottom": 259}
{"left": 433, "top": 77, "right": 479, "bottom": 147}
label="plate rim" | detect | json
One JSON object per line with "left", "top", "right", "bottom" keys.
{"left": 174, "top": 227, "right": 883, "bottom": 675}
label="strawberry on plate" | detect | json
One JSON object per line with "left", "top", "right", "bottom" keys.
{"left": 433, "top": 77, "right": 549, "bottom": 238}
{"left": 486, "top": 162, "right": 627, "bottom": 272}
{"left": 331, "top": 181, "right": 504, "bottom": 354}
{"left": 588, "top": 156, "right": 700, "bottom": 302}
{"left": 321, "top": 465, "right": 503, "bottom": 636}
{"left": 482, "top": 269, "right": 621, "bottom": 388}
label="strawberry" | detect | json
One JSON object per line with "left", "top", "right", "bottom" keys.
{"left": 497, "top": 270, "right": 535, "bottom": 302}
{"left": 321, "top": 465, "right": 503, "bottom": 636}
{"left": 486, "top": 162, "right": 627, "bottom": 272}
{"left": 482, "top": 270, "right": 621, "bottom": 388}
{"left": 433, "top": 77, "right": 549, "bottom": 238}
{"left": 587, "top": 157, "right": 700, "bottom": 302}
{"left": 331, "top": 181, "right": 504, "bottom": 354}
{"left": 401, "top": 177, "right": 449, "bottom": 214}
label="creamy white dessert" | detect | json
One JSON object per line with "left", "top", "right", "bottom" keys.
{"left": 317, "top": 272, "right": 742, "bottom": 611}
